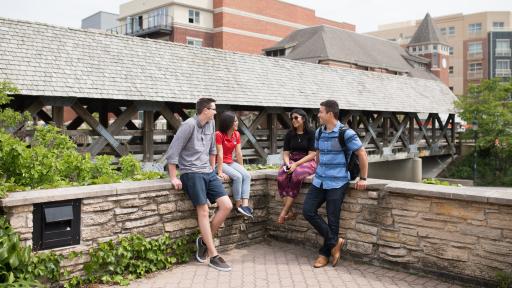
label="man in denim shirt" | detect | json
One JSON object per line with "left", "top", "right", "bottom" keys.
{"left": 303, "top": 100, "right": 369, "bottom": 268}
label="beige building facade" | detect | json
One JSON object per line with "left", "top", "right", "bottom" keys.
{"left": 367, "top": 11, "right": 512, "bottom": 95}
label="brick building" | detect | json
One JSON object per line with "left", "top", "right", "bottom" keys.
{"left": 110, "top": 0, "right": 354, "bottom": 54}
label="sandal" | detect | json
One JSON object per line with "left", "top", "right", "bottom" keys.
{"left": 285, "top": 209, "right": 297, "bottom": 221}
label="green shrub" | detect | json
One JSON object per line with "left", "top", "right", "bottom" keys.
{"left": 0, "top": 216, "right": 63, "bottom": 287}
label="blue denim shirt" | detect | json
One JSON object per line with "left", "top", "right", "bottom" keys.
{"left": 312, "top": 121, "right": 363, "bottom": 189}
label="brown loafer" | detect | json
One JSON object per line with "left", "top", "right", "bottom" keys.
{"left": 331, "top": 238, "right": 346, "bottom": 267}
{"left": 313, "top": 255, "right": 329, "bottom": 268}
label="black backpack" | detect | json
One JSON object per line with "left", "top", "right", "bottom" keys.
{"left": 316, "top": 126, "right": 360, "bottom": 181}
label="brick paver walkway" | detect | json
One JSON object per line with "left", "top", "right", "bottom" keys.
{"left": 115, "top": 241, "right": 463, "bottom": 288}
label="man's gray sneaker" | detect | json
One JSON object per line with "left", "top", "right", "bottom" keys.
{"left": 209, "top": 255, "right": 232, "bottom": 272}
{"left": 196, "top": 236, "right": 207, "bottom": 263}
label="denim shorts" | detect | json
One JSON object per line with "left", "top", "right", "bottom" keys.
{"left": 180, "top": 172, "right": 227, "bottom": 206}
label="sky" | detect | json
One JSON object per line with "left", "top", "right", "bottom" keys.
{"left": 0, "top": 0, "right": 510, "bottom": 33}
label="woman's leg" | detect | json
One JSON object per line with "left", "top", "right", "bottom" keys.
{"left": 222, "top": 164, "right": 243, "bottom": 206}
{"left": 227, "top": 162, "right": 251, "bottom": 207}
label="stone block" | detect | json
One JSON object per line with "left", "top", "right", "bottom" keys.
{"left": 430, "top": 201, "right": 485, "bottom": 221}
{"left": 459, "top": 224, "right": 502, "bottom": 240}
{"left": 119, "top": 199, "right": 152, "bottom": 208}
{"left": 355, "top": 223, "right": 378, "bottom": 235}
{"left": 114, "top": 207, "right": 138, "bottom": 215}
{"left": 141, "top": 204, "right": 157, "bottom": 211}
{"left": 347, "top": 230, "right": 377, "bottom": 244}
{"left": 139, "top": 191, "right": 170, "bottom": 198}
{"left": 164, "top": 219, "right": 198, "bottom": 232}
{"left": 347, "top": 241, "right": 373, "bottom": 255}
{"left": 379, "top": 228, "right": 400, "bottom": 242}
{"left": 82, "top": 210, "right": 114, "bottom": 226}
{"left": 158, "top": 202, "right": 177, "bottom": 214}
{"left": 176, "top": 200, "right": 194, "bottom": 211}
{"left": 422, "top": 243, "right": 469, "bottom": 261}
{"left": 116, "top": 210, "right": 158, "bottom": 222}
{"left": 394, "top": 216, "right": 446, "bottom": 229}
{"left": 129, "top": 224, "right": 165, "bottom": 238}
{"left": 122, "top": 216, "right": 160, "bottom": 229}
{"left": 379, "top": 246, "right": 408, "bottom": 257}
{"left": 480, "top": 240, "right": 512, "bottom": 256}
{"left": 82, "top": 201, "right": 115, "bottom": 212}
{"left": 106, "top": 194, "right": 138, "bottom": 201}
{"left": 417, "top": 228, "right": 478, "bottom": 244}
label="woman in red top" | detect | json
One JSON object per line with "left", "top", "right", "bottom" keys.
{"left": 216, "top": 111, "right": 253, "bottom": 218}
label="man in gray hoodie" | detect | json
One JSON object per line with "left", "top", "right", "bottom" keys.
{"left": 166, "top": 98, "right": 233, "bottom": 272}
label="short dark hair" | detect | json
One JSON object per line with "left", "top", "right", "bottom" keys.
{"left": 320, "top": 100, "right": 339, "bottom": 119}
{"left": 219, "top": 111, "right": 236, "bottom": 134}
{"left": 196, "top": 98, "right": 216, "bottom": 115}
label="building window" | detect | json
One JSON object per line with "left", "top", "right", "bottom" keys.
{"left": 468, "top": 23, "right": 482, "bottom": 33}
{"left": 433, "top": 44, "right": 438, "bottom": 51}
{"left": 148, "top": 7, "right": 167, "bottom": 28}
{"left": 468, "top": 42, "right": 482, "bottom": 56}
{"left": 412, "top": 47, "right": 416, "bottom": 52}
{"left": 187, "top": 38, "right": 203, "bottom": 47}
{"left": 188, "top": 9, "right": 200, "bottom": 24}
{"left": 448, "top": 26, "right": 455, "bottom": 36}
{"left": 449, "top": 66, "right": 454, "bottom": 74}
{"left": 432, "top": 52, "right": 438, "bottom": 68}
{"left": 496, "top": 60, "right": 510, "bottom": 77}
{"left": 449, "top": 47, "right": 454, "bottom": 55}
{"left": 493, "top": 22, "right": 505, "bottom": 30}
{"left": 440, "top": 27, "right": 446, "bottom": 35}
{"left": 418, "top": 46, "right": 422, "bottom": 52}
{"left": 496, "top": 39, "right": 511, "bottom": 56}
{"left": 265, "top": 49, "right": 286, "bottom": 57}
{"left": 469, "top": 63, "right": 482, "bottom": 72}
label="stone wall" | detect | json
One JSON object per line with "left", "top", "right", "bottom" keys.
{"left": 0, "top": 171, "right": 270, "bottom": 275}
{"left": 267, "top": 176, "right": 512, "bottom": 286}
{"left": 1, "top": 171, "right": 511, "bottom": 286}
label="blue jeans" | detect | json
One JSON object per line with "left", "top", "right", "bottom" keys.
{"left": 220, "top": 162, "right": 251, "bottom": 201}
{"left": 303, "top": 183, "right": 348, "bottom": 257}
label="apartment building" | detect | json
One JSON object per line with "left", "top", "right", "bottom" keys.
{"left": 367, "top": 11, "right": 512, "bottom": 95}
{"left": 109, "top": 0, "right": 355, "bottom": 54}
{"left": 489, "top": 30, "right": 512, "bottom": 79}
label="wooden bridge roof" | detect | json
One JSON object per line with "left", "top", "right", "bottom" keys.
{"left": 0, "top": 17, "right": 457, "bottom": 114}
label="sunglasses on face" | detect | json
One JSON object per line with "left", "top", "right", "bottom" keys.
{"left": 291, "top": 115, "right": 302, "bottom": 121}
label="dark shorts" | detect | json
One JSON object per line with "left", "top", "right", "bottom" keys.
{"left": 180, "top": 172, "right": 227, "bottom": 206}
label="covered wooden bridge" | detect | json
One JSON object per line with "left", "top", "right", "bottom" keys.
{"left": 0, "top": 17, "right": 458, "bottom": 165}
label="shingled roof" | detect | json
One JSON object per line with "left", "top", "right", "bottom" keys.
{"left": 0, "top": 17, "right": 457, "bottom": 114}
{"left": 409, "top": 13, "right": 448, "bottom": 45}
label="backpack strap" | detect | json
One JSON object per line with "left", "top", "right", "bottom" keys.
{"left": 315, "top": 126, "right": 324, "bottom": 142}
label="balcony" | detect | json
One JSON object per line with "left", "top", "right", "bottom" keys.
{"left": 108, "top": 14, "right": 172, "bottom": 37}
{"left": 496, "top": 69, "right": 511, "bottom": 77}
{"left": 496, "top": 48, "right": 511, "bottom": 57}
{"left": 467, "top": 70, "right": 483, "bottom": 80}
{"left": 466, "top": 52, "right": 483, "bottom": 60}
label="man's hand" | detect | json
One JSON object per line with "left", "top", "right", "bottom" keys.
{"left": 218, "top": 172, "right": 230, "bottom": 182}
{"left": 170, "top": 177, "right": 182, "bottom": 190}
{"left": 355, "top": 179, "right": 367, "bottom": 190}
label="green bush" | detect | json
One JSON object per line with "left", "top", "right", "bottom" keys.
{"left": 66, "top": 233, "right": 196, "bottom": 287}
{"left": 0, "top": 216, "right": 63, "bottom": 287}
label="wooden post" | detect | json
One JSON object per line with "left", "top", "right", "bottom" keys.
{"left": 143, "top": 111, "right": 154, "bottom": 162}
{"left": 99, "top": 108, "right": 109, "bottom": 129}
{"left": 383, "top": 115, "right": 389, "bottom": 147}
{"left": 52, "top": 106, "right": 64, "bottom": 129}
{"left": 409, "top": 113, "right": 415, "bottom": 145}
{"left": 268, "top": 113, "right": 277, "bottom": 154}
{"left": 431, "top": 114, "right": 437, "bottom": 144}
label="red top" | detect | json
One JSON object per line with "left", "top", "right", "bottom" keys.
{"left": 215, "top": 131, "right": 240, "bottom": 164}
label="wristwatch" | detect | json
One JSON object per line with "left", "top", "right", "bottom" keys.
{"left": 359, "top": 177, "right": 367, "bottom": 181}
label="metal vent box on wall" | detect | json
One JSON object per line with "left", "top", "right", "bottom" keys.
{"left": 32, "top": 199, "right": 81, "bottom": 251}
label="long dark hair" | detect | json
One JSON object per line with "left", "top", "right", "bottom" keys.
{"left": 219, "top": 111, "right": 236, "bottom": 134}
{"left": 289, "top": 108, "right": 311, "bottom": 134}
